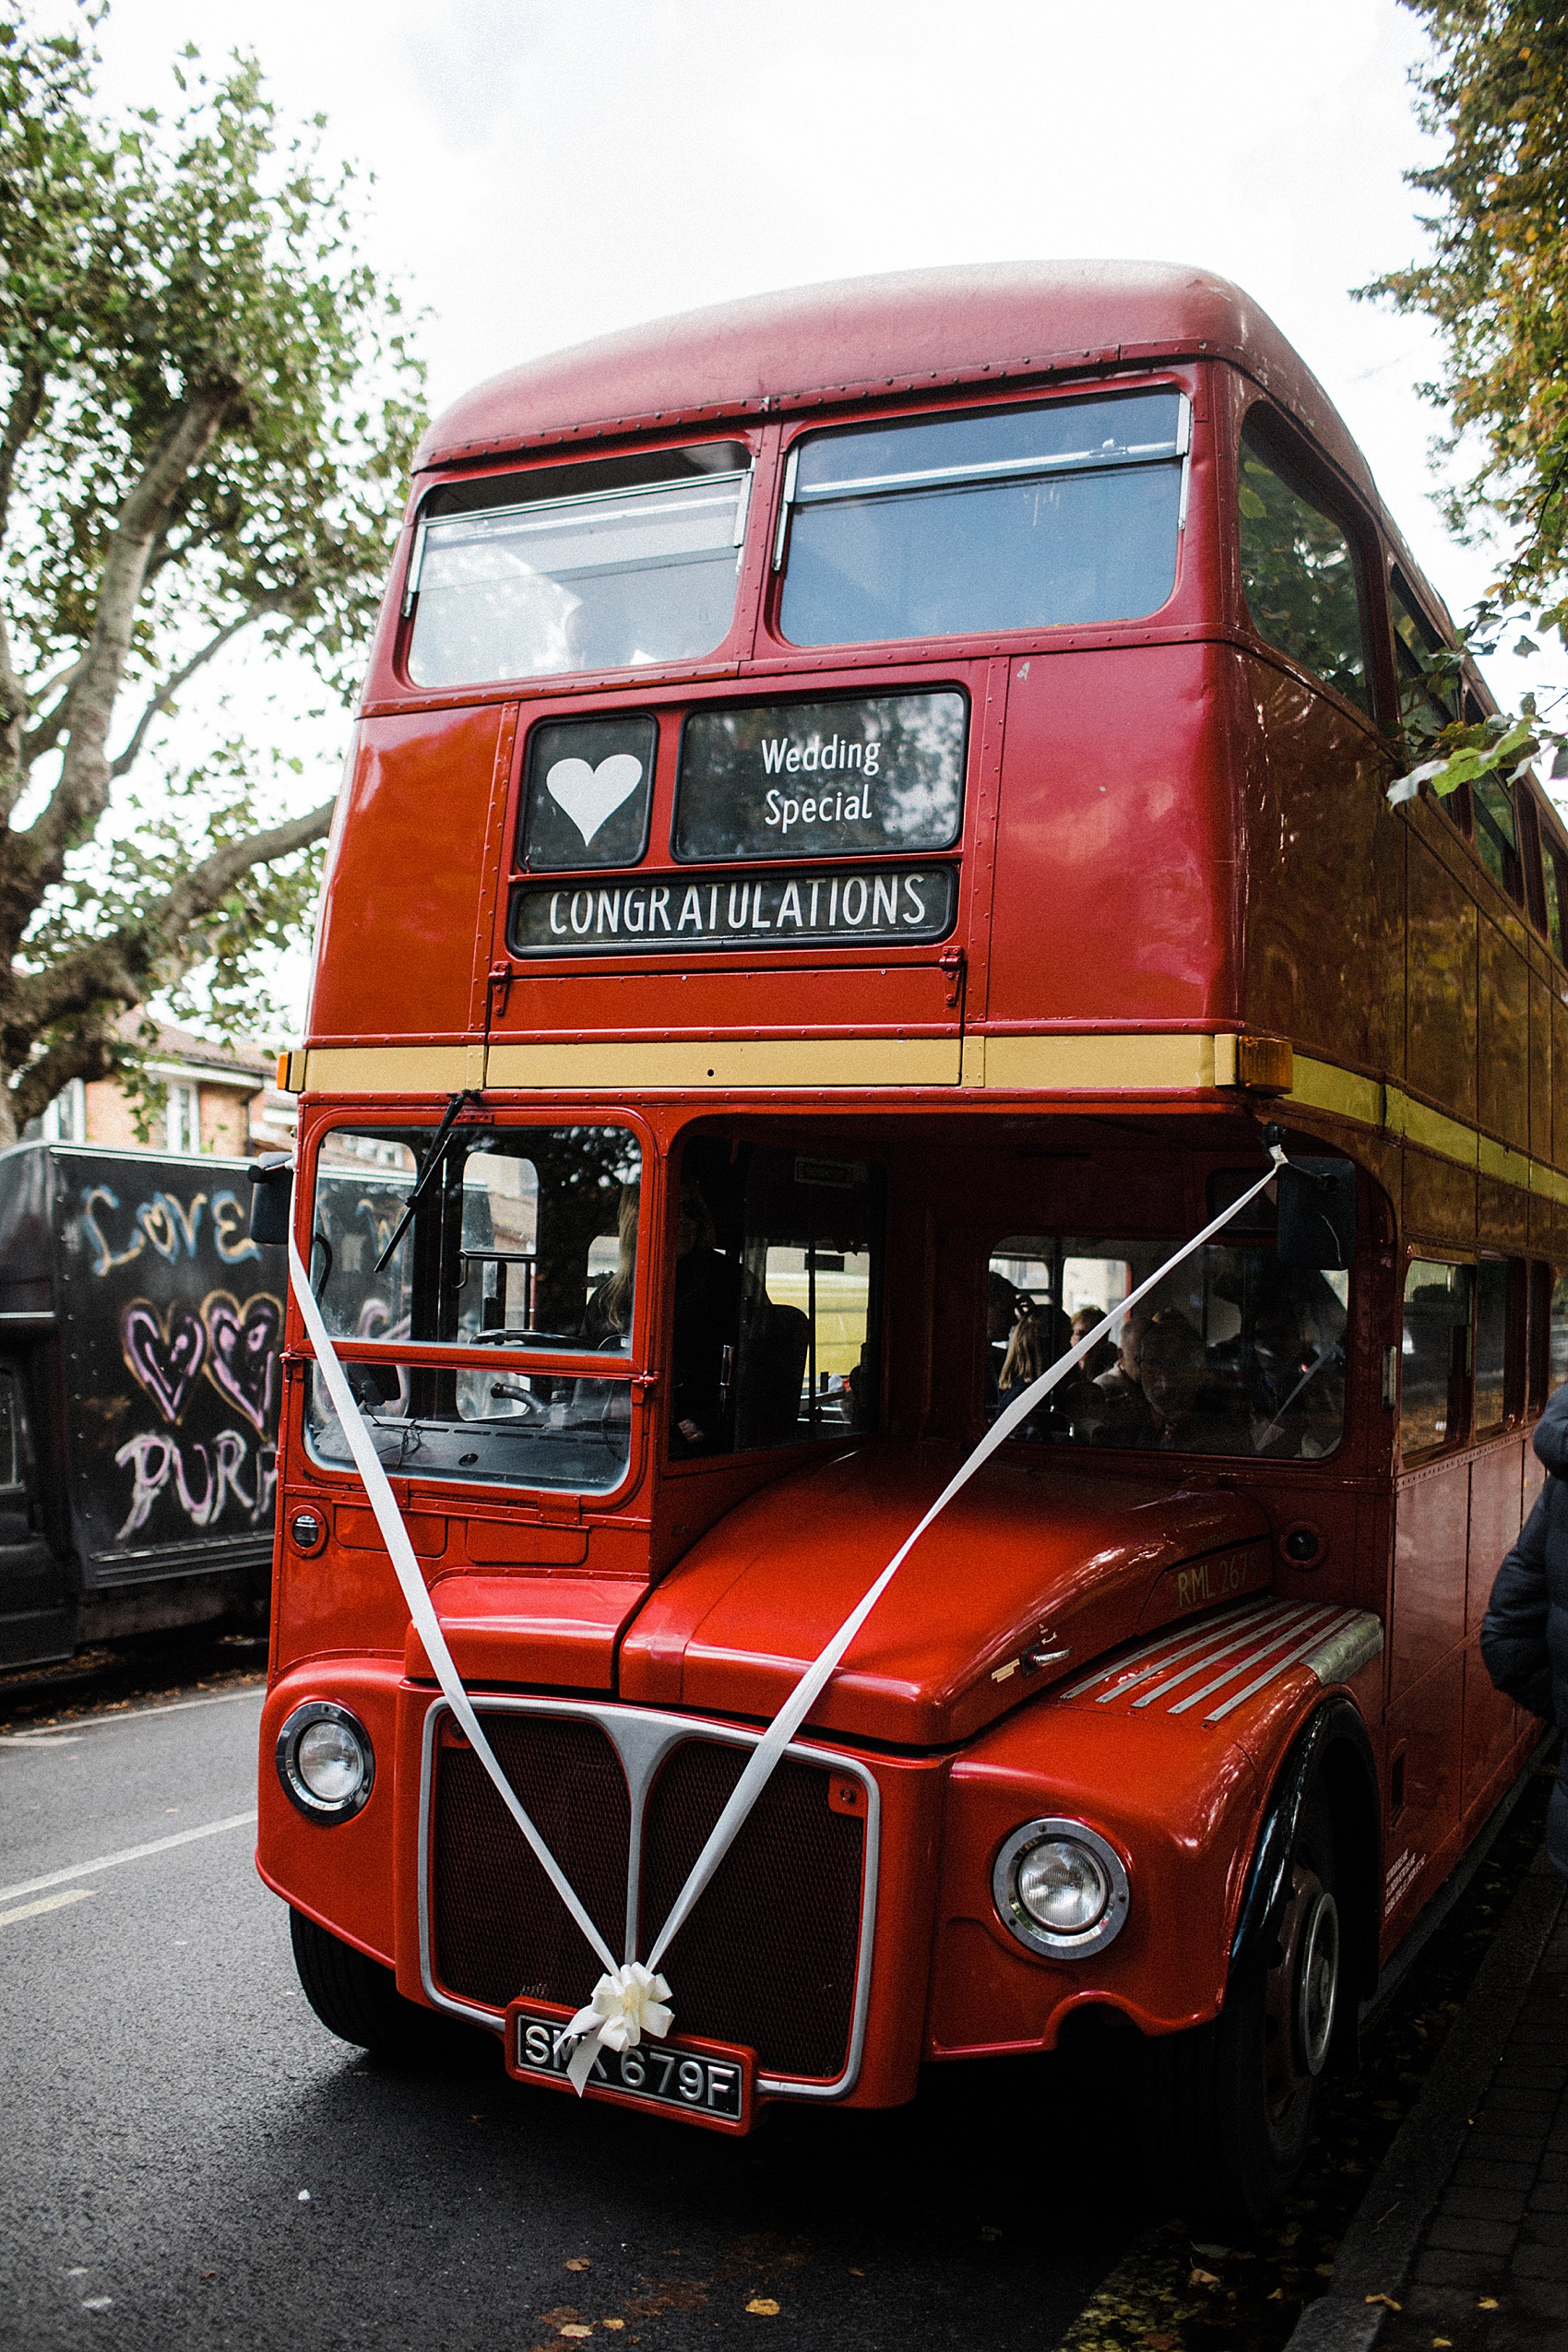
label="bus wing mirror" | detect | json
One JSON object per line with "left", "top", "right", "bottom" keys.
{"left": 1275, "top": 1158, "right": 1356, "bottom": 1269}
{"left": 248, "top": 1155, "right": 294, "bottom": 1246}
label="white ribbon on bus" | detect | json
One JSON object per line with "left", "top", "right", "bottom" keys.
{"left": 286, "top": 1142, "right": 1287, "bottom": 2094}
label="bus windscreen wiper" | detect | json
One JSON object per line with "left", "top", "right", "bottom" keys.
{"left": 374, "top": 1089, "right": 482, "bottom": 1276}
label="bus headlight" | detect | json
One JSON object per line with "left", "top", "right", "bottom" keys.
{"left": 277, "top": 1702, "right": 374, "bottom": 1822}
{"left": 992, "top": 1818, "right": 1129, "bottom": 1958}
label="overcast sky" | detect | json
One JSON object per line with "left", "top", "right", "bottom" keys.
{"left": 60, "top": 0, "right": 1568, "bottom": 1024}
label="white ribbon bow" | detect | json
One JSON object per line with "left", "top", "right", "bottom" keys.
{"left": 564, "top": 1962, "right": 674, "bottom": 2093}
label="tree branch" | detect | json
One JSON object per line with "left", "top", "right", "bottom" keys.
{"left": 23, "top": 653, "right": 88, "bottom": 719}
{"left": 3, "top": 794, "right": 333, "bottom": 1047}
{"left": 0, "top": 351, "right": 48, "bottom": 780}
{"left": 0, "top": 350, "right": 45, "bottom": 556}
{"left": 6, "top": 1020, "right": 121, "bottom": 1138}
{"left": 17, "top": 661, "right": 89, "bottom": 778}
{"left": 106, "top": 608, "right": 265, "bottom": 781}
{"left": 18, "top": 380, "right": 237, "bottom": 890}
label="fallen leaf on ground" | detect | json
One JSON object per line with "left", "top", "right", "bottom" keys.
{"left": 1364, "top": 2294, "right": 1401, "bottom": 2310}
{"left": 538, "top": 2310, "right": 582, "bottom": 2329}
{"left": 560, "top": 2330, "right": 593, "bottom": 2342}
{"left": 567, "top": 2260, "right": 591, "bottom": 2273}
{"left": 1478, "top": 2299, "right": 1500, "bottom": 2311}
{"left": 745, "top": 2299, "right": 780, "bottom": 2317}
{"left": 601, "top": 2322, "right": 624, "bottom": 2333}
{"left": 1188, "top": 2268, "right": 1220, "bottom": 2288}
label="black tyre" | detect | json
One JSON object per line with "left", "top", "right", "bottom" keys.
{"left": 1147, "top": 1792, "right": 1341, "bottom": 2226}
{"left": 289, "top": 1908, "right": 433, "bottom": 2056}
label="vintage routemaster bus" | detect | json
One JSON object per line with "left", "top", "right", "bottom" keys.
{"left": 255, "top": 262, "right": 1568, "bottom": 2216}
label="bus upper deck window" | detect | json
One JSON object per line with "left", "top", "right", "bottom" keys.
{"left": 1472, "top": 773, "right": 1524, "bottom": 901}
{"left": 1390, "top": 575, "right": 1460, "bottom": 730}
{"left": 405, "top": 444, "right": 752, "bottom": 689}
{"left": 1238, "top": 423, "right": 1371, "bottom": 713}
{"left": 1541, "top": 835, "right": 1567, "bottom": 962}
{"left": 776, "top": 389, "right": 1186, "bottom": 649}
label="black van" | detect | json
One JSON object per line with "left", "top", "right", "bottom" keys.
{"left": 0, "top": 1142, "right": 279, "bottom": 1667}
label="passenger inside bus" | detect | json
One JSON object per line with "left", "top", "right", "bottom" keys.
{"left": 984, "top": 1235, "right": 1348, "bottom": 1461}
{"left": 1088, "top": 1313, "right": 1156, "bottom": 1446}
{"left": 1138, "top": 1311, "right": 1253, "bottom": 1454}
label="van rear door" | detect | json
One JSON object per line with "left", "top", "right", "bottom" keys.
{"left": 0, "top": 1360, "right": 68, "bottom": 1666}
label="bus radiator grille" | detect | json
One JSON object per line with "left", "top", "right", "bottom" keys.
{"left": 432, "top": 1714, "right": 631, "bottom": 2012}
{"left": 428, "top": 1720, "right": 865, "bottom": 2085}
{"left": 638, "top": 1740, "right": 864, "bottom": 2084}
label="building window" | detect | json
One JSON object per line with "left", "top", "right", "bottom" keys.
{"left": 165, "top": 1081, "right": 200, "bottom": 1155}
{"left": 41, "top": 1077, "right": 86, "bottom": 1145}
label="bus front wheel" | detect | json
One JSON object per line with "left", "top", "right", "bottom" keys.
{"left": 289, "top": 1908, "right": 432, "bottom": 2057}
{"left": 1147, "top": 1794, "right": 1342, "bottom": 2225}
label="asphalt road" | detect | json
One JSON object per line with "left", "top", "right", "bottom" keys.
{"left": 0, "top": 1669, "right": 1140, "bottom": 2352}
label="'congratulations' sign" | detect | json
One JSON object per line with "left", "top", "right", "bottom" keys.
{"left": 508, "top": 861, "right": 957, "bottom": 956}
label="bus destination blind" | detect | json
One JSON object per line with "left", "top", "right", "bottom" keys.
{"left": 674, "top": 690, "right": 967, "bottom": 861}
{"left": 509, "top": 861, "right": 957, "bottom": 956}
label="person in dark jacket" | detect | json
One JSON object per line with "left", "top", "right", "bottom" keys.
{"left": 1481, "top": 1376, "right": 1568, "bottom": 1871}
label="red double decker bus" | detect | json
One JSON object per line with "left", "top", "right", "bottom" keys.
{"left": 255, "top": 263, "right": 1567, "bottom": 2215}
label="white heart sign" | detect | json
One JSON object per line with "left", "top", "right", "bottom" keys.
{"left": 546, "top": 754, "right": 644, "bottom": 847}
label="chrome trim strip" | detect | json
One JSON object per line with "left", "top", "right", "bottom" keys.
{"left": 793, "top": 440, "right": 1184, "bottom": 501}
{"left": 1202, "top": 1613, "right": 1361, "bottom": 1724}
{"left": 1059, "top": 1595, "right": 1270, "bottom": 1700}
{"left": 424, "top": 469, "right": 750, "bottom": 532}
{"left": 1169, "top": 1605, "right": 1340, "bottom": 1716}
{"left": 1131, "top": 1600, "right": 1324, "bottom": 1710}
{"left": 771, "top": 445, "right": 800, "bottom": 571}
{"left": 416, "top": 1692, "right": 881, "bottom": 2101}
{"left": 1303, "top": 1610, "right": 1384, "bottom": 1689}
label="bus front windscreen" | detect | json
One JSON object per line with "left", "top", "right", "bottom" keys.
{"left": 779, "top": 389, "right": 1186, "bottom": 647}
{"left": 303, "top": 1123, "right": 642, "bottom": 1491}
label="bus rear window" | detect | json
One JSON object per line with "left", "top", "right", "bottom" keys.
{"left": 777, "top": 391, "right": 1185, "bottom": 649}
{"left": 406, "top": 452, "right": 750, "bottom": 688}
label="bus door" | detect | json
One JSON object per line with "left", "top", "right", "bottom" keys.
{"left": 0, "top": 1359, "right": 67, "bottom": 1666}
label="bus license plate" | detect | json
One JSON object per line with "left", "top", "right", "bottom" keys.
{"left": 505, "top": 1998, "right": 754, "bottom": 2133}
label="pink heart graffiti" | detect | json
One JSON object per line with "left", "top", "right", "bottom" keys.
{"left": 120, "top": 1301, "right": 207, "bottom": 1425}
{"left": 202, "top": 1292, "right": 282, "bottom": 1435}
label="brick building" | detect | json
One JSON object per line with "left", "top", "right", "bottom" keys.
{"left": 30, "top": 1023, "right": 295, "bottom": 1159}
